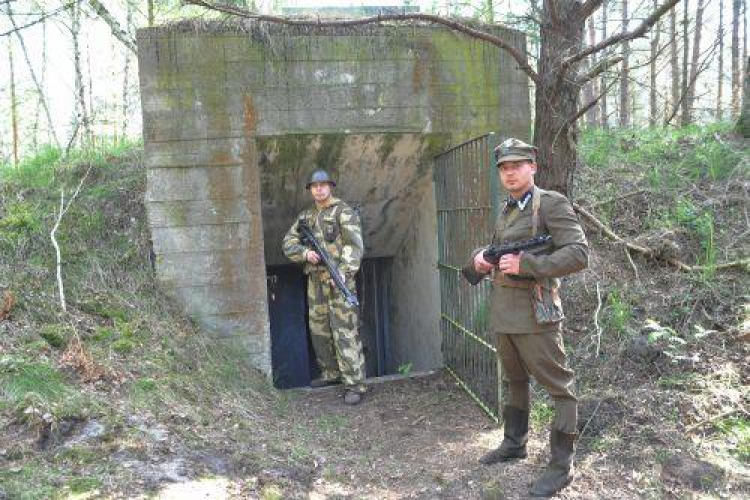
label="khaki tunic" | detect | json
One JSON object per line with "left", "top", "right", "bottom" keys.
{"left": 465, "top": 186, "right": 588, "bottom": 334}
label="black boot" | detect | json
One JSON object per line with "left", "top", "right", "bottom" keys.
{"left": 479, "top": 406, "right": 529, "bottom": 465}
{"left": 530, "top": 430, "right": 577, "bottom": 497}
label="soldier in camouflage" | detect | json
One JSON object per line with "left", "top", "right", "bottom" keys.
{"left": 463, "top": 138, "right": 589, "bottom": 497}
{"left": 282, "top": 170, "right": 367, "bottom": 405}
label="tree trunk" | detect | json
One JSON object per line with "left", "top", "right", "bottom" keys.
{"left": 670, "top": 6, "right": 679, "bottom": 120}
{"left": 685, "top": 0, "right": 705, "bottom": 124}
{"left": 737, "top": 56, "right": 750, "bottom": 136}
{"left": 601, "top": 0, "right": 609, "bottom": 129}
{"left": 718, "top": 0, "right": 725, "bottom": 120}
{"left": 534, "top": 0, "right": 585, "bottom": 196}
{"left": 8, "top": 38, "right": 19, "bottom": 168}
{"left": 72, "top": 0, "right": 90, "bottom": 147}
{"left": 743, "top": 0, "right": 747, "bottom": 109}
{"left": 585, "top": 15, "right": 599, "bottom": 127}
{"left": 649, "top": 0, "right": 661, "bottom": 126}
{"left": 87, "top": 40, "right": 94, "bottom": 144}
{"left": 732, "top": 0, "right": 741, "bottom": 116}
{"left": 619, "top": 0, "right": 631, "bottom": 127}
{"left": 679, "top": 0, "right": 691, "bottom": 125}
{"left": 122, "top": 0, "right": 134, "bottom": 138}
{"left": 148, "top": 0, "right": 155, "bottom": 26}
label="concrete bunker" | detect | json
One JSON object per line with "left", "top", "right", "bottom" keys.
{"left": 137, "top": 20, "right": 531, "bottom": 387}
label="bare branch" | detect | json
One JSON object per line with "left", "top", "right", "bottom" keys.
{"left": 182, "top": 0, "right": 541, "bottom": 85}
{"left": 564, "top": 0, "right": 681, "bottom": 67}
{"left": 573, "top": 202, "right": 749, "bottom": 272}
{"left": 0, "top": 3, "right": 72, "bottom": 37}
{"left": 580, "top": 0, "right": 604, "bottom": 19}
{"left": 577, "top": 55, "right": 624, "bottom": 85}
{"left": 86, "top": 0, "right": 137, "bottom": 54}
{"left": 567, "top": 77, "right": 618, "bottom": 126}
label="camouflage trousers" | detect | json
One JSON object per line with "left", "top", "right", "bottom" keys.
{"left": 307, "top": 272, "right": 366, "bottom": 392}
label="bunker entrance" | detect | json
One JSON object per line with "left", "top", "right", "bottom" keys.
{"left": 259, "top": 133, "right": 444, "bottom": 389}
{"left": 267, "top": 259, "right": 392, "bottom": 389}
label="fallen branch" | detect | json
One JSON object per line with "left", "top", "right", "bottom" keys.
{"left": 572, "top": 202, "right": 749, "bottom": 273}
{"left": 685, "top": 407, "right": 748, "bottom": 434}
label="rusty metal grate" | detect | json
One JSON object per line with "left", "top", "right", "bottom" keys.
{"left": 434, "top": 133, "right": 502, "bottom": 421}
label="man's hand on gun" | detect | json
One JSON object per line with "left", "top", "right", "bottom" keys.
{"left": 474, "top": 250, "right": 522, "bottom": 275}
{"left": 304, "top": 249, "right": 321, "bottom": 264}
{"left": 305, "top": 249, "right": 347, "bottom": 286}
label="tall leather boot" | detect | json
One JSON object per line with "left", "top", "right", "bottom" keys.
{"left": 479, "top": 406, "right": 529, "bottom": 465}
{"left": 530, "top": 430, "right": 577, "bottom": 497}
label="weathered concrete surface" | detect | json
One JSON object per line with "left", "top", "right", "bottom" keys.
{"left": 388, "top": 173, "right": 442, "bottom": 372}
{"left": 137, "top": 20, "right": 531, "bottom": 376}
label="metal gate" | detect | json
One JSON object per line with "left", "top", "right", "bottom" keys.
{"left": 434, "top": 133, "right": 503, "bottom": 422}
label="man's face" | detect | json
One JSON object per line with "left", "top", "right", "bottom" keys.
{"left": 498, "top": 160, "right": 537, "bottom": 197}
{"left": 309, "top": 181, "right": 333, "bottom": 203}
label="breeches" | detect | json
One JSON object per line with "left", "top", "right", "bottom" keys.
{"left": 497, "top": 331, "right": 577, "bottom": 433}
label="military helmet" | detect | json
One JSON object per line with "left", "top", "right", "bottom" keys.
{"left": 305, "top": 169, "right": 336, "bottom": 189}
{"left": 494, "top": 138, "right": 538, "bottom": 166}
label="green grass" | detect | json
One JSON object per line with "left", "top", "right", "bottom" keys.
{"left": 1, "top": 358, "right": 72, "bottom": 403}
{"left": 580, "top": 123, "right": 746, "bottom": 185}
{"left": 529, "top": 399, "right": 554, "bottom": 428}
{"left": 714, "top": 415, "right": 750, "bottom": 462}
{"left": 0, "top": 357, "right": 94, "bottom": 419}
{"left": 0, "top": 460, "right": 61, "bottom": 500}
{"left": 603, "top": 289, "right": 633, "bottom": 341}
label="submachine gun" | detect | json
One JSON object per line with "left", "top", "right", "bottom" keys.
{"left": 461, "top": 234, "right": 552, "bottom": 286}
{"left": 297, "top": 220, "right": 359, "bottom": 307}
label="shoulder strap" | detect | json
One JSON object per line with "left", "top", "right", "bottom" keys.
{"left": 531, "top": 187, "right": 542, "bottom": 236}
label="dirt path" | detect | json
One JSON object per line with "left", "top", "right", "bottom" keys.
{"left": 276, "top": 372, "right": 641, "bottom": 500}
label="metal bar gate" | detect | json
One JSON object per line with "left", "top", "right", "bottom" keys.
{"left": 434, "top": 133, "right": 502, "bottom": 422}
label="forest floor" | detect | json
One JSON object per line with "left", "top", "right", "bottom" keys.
{"left": 0, "top": 125, "right": 748, "bottom": 499}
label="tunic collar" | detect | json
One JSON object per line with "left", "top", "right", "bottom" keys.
{"left": 504, "top": 188, "right": 534, "bottom": 212}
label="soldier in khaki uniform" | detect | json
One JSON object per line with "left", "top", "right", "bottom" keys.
{"left": 463, "top": 139, "right": 588, "bottom": 497}
{"left": 282, "top": 170, "right": 367, "bottom": 405}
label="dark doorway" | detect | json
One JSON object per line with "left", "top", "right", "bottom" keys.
{"left": 267, "top": 258, "right": 393, "bottom": 389}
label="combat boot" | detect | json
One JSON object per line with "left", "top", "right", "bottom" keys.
{"left": 479, "top": 406, "right": 529, "bottom": 465}
{"left": 529, "top": 430, "right": 577, "bottom": 497}
{"left": 343, "top": 390, "right": 362, "bottom": 405}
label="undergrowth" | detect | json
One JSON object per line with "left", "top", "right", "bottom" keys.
{"left": 0, "top": 142, "right": 279, "bottom": 498}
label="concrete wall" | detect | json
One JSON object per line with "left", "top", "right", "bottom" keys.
{"left": 137, "top": 20, "right": 530, "bottom": 375}
{"left": 388, "top": 174, "right": 442, "bottom": 372}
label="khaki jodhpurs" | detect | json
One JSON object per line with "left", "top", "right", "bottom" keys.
{"left": 497, "top": 331, "right": 578, "bottom": 433}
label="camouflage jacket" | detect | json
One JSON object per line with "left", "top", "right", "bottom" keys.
{"left": 282, "top": 197, "right": 364, "bottom": 277}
